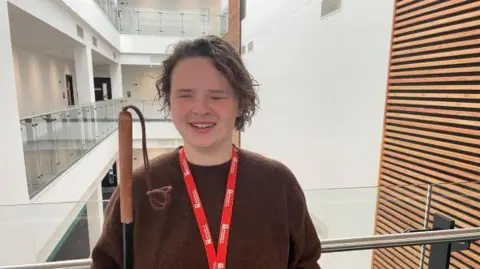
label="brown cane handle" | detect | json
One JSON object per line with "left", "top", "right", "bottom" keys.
{"left": 119, "top": 110, "right": 133, "bottom": 224}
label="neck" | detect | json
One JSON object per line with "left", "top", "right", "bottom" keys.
{"left": 182, "top": 140, "right": 233, "bottom": 166}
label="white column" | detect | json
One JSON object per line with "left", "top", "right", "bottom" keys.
{"left": 0, "top": 0, "right": 29, "bottom": 205}
{"left": 74, "top": 44, "right": 95, "bottom": 104}
{"left": 0, "top": 0, "right": 36, "bottom": 265}
{"left": 87, "top": 184, "right": 104, "bottom": 254}
{"left": 110, "top": 62, "right": 123, "bottom": 99}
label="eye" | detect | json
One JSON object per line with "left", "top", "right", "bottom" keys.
{"left": 178, "top": 94, "right": 193, "bottom": 98}
{"left": 211, "top": 96, "right": 227, "bottom": 100}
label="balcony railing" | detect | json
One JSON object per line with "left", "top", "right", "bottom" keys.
{"left": 20, "top": 99, "right": 124, "bottom": 198}
{"left": 93, "top": 0, "right": 226, "bottom": 37}
{"left": 93, "top": 0, "right": 121, "bottom": 30}
{"left": 118, "top": 8, "right": 224, "bottom": 37}
{"left": 19, "top": 99, "right": 171, "bottom": 199}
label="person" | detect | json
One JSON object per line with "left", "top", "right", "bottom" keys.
{"left": 91, "top": 35, "right": 321, "bottom": 269}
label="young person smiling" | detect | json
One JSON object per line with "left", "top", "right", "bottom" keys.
{"left": 91, "top": 35, "right": 321, "bottom": 269}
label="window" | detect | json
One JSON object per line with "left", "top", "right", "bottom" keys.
{"left": 240, "top": 0, "right": 246, "bottom": 20}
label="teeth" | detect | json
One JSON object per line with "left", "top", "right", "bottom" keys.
{"left": 192, "top": 123, "right": 215, "bottom": 128}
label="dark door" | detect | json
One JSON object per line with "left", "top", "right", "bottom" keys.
{"left": 93, "top": 77, "right": 112, "bottom": 101}
{"left": 65, "top": 75, "right": 75, "bottom": 106}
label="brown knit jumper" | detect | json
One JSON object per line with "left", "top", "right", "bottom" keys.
{"left": 91, "top": 147, "right": 322, "bottom": 269}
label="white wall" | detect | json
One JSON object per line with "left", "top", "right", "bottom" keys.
{"left": 122, "top": 65, "right": 162, "bottom": 101}
{"left": 120, "top": 34, "right": 187, "bottom": 54}
{"left": 133, "top": 121, "right": 181, "bottom": 141}
{"left": 0, "top": 0, "right": 34, "bottom": 264}
{"left": 94, "top": 64, "right": 111, "bottom": 77}
{"left": 12, "top": 45, "right": 76, "bottom": 117}
{"left": 92, "top": 36, "right": 118, "bottom": 64}
{"left": 241, "top": 0, "right": 393, "bottom": 190}
{"left": 121, "top": 53, "right": 166, "bottom": 66}
{"left": 240, "top": 0, "right": 393, "bottom": 268}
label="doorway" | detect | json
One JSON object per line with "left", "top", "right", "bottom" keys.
{"left": 94, "top": 77, "right": 112, "bottom": 101}
{"left": 65, "top": 75, "right": 75, "bottom": 106}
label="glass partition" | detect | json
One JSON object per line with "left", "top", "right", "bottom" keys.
{"left": 304, "top": 180, "right": 480, "bottom": 269}
{"left": 20, "top": 100, "right": 124, "bottom": 198}
{"left": 118, "top": 8, "right": 224, "bottom": 37}
{"left": 304, "top": 182, "right": 431, "bottom": 240}
{"left": 0, "top": 199, "right": 107, "bottom": 266}
{"left": 124, "top": 99, "right": 171, "bottom": 120}
{"left": 93, "top": 0, "right": 120, "bottom": 29}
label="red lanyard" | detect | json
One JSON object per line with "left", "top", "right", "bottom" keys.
{"left": 179, "top": 147, "right": 238, "bottom": 269}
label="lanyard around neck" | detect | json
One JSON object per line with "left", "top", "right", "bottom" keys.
{"left": 179, "top": 147, "right": 239, "bottom": 269}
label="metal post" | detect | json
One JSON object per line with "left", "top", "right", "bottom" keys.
{"left": 159, "top": 12, "right": 163, "bottom": 35}
{"left": 427, "top": 215, "right": 455, "bottom": 269}
{"left": 419, "top": 184, "right": 433, "bottom": 269}
{"left": 136, "top": 10, "right": 140, "bottom": 33}
{"left": 181, "top": 13, "right": 185, "bottom": 36}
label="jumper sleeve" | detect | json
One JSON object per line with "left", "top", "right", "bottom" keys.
{"left": 90, "top": 187, "right": 123, "bottom": 269}
{"left": 280, "top": 165, "right": 322, "bottom": 269}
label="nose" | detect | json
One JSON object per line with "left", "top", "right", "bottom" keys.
{"left": 192, "top": 96, "right": 210, "bottom": 116}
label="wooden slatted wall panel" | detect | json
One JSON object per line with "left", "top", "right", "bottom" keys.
{"left": 372, "top": 0, "right": 480, "bottom": 268}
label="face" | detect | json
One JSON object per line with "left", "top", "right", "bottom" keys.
{"left": 169, "top": 57, "right": 239, "bottom": 152}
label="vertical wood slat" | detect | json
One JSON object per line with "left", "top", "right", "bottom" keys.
{"left": 373, "top": 1, "right": 480, "bottom": 268}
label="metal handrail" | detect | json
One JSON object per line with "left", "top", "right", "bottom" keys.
{"left": 1, "top": 227, "right": 478, "bottom": 269}
{"left": 19, "top": 99, "right": 125, "bottom": 121}
{"left": 322, "top": 226, "right": 479, "bottom": 253}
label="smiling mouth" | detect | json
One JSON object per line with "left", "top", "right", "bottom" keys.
{"left": 190, "top": 123, "right": 216, "bottom": 129}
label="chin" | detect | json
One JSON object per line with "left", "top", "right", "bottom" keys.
{"left": 187, "top": 139, "right": 219, "bottom": 150}
{"left": 184, "top": 134, "right": 228, "bottom": 152}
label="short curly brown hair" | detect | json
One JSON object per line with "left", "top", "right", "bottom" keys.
{"left": 155, "top": 35, "right": 259, "bottom": 131}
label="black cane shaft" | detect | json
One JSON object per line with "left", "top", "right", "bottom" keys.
{"left": 123, "top": 223, "right": 134, "bottom": 269}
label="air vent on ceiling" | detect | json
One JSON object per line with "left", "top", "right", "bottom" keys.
{"left": 92, "top": 36, "right": 98, "bottom": 47}
{"left": 247, "top": 41, "right": 254, "bottom": 52}
{"left": 241, "top": 45, "right": 246, "bottom": 55}
{"left": 321, "top": 0, "right": 341, "bottom": 18}
{"left": 76, "top": 25, "right": 84, "bottom": 38}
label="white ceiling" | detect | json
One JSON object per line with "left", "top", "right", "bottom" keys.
{"left": 8, "top": 3, "right": 113, "bottom": 66}
{"left": 118, "top": 0, "right": 221, "bottom": 13}
{"left": 8, "top": 3, "right": 76, "bottom": 61}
